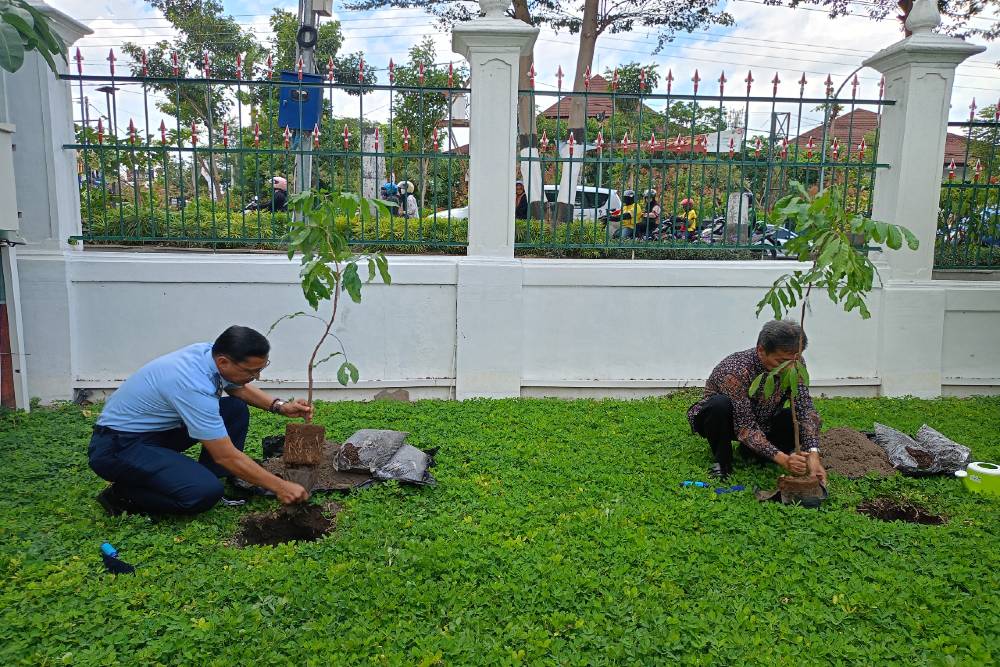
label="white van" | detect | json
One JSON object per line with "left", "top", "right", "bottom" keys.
{"left": 432, "top": 185, "right": 622, "bottom": 221}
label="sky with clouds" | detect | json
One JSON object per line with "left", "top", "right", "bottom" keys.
{"left": 46, "top": 0, "right": 1000, "bottom": 142}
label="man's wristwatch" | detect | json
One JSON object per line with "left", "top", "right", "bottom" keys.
{"left": 269, "top": 398, "right": 286, "bottom": 414}
{"left": 808, "top": 447, "right": 820, "bottom": 455}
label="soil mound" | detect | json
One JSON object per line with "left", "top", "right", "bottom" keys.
{"left": 231, "top": 502, "right": 341, "bottom": 547}
{"left": 857, "top": 497, "right": 945, "bottom": 525}
{"left": 820, "top": 427, "right": 896, "bottom": 478}
{"left": 262, "top": 442, "right": 372, "bottom": 491}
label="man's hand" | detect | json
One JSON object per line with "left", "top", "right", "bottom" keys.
{"left": 275, "top": 481, "right": 310, "bottom": 505}
{"left": 808, "top": 452, "right": 828, "bottom": 485}
{"left": 279, "top": 398, "right": 313, "bottom": 420}
{"left": 777, "top": 452, "right": 809, "bottom": 475}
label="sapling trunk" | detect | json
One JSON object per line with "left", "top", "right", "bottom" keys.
{"left": 303, "top": 263, "right": 342, "bottom": 424}
{"left": 789, "top": 283, "right": 813, "bottom": 460}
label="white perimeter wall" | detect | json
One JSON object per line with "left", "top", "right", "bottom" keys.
{"left": 17, "top": 249, "right": 1000, "bottom": 402}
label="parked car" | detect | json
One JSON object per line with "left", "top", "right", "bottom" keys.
{"left": 433, "top": 185, "right": 622, "bottom": 222}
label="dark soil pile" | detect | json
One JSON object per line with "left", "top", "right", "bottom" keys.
{"left": 820, "top": 427, "right": 896, "bottom": 478}
{"left": 231, "top": 502, "right": 341, "bottom": 547}
{"left": 262, "top": 442, "right": 372, "bottom": 491}
{"left": 857, "top": 497, "right": 946, "bottom": 525}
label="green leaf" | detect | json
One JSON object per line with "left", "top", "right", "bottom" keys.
{"left": 886, "top": 225, "right": 902, "bottom": 250}
{"left": 749, "top": 373, "right": 763, "bottom": 397}
{"left": 336, "top": 361, "right": 350, "bottom": 386}
{"left": 764, "top": 372, "right": 775, "bottom": 398}
{"left": 0, "top": 21, "right": 26, "bottom": 73}
{"left": 796, "top": 360, "right": 810, "bottom": 386}
{"left": 375, "top": 253, "right": 391, "bottom": 285}
{"left": 346, "top": 362, "right": 359, "bottom": 383}
{"left": 787, "top": 366, "right": 799, "bottom": 398}
{"left": 900, "top": 225, "right": 919, "bottom": 250}
{"left": 342, "top": 262, "right": 362, "bottom": 303}
{"left": 312, "top": 350, "right": 343, "bottom": 368}
{"left": 367, "top": 257, "right": 376, "bottom": 282}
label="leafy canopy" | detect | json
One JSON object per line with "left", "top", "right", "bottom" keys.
{"left": 0, "top": 0, "right": 66, "bottom": 74}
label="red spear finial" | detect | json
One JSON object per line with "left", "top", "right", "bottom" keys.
{"left": 611, "top": 67, "right": 619, "bottom": 91}
{"left": 343, "top": 124, "right": 350, "bottom": 149}
{"left": 825, "top": 74, "right": 834, "bottom": 97}
{"left": 851, "top": 74, "right": 859, "bottom": 99}
{"left": 805, "top": 135, "right": 815, "bottom": 157}
{"left": 171, "top": 51, "right": 179, "bottom": 77}
{"left": 621, "top": 131, "right": 630, "bottom": 151}
{"left": 96, "top": 118, "right": 104, "bottom": 144}
{"left": 74, "top": 47, "right": 83, "bottom": 75}
{"left": 540, "top": 129, "right": 549, "bottom": 152}
{"left": 753, "top": 135, "right": 762, "bottom": 158}
{"left": 107, "top": 49, "right": 116, "bottom": 76}
{"left": 641, "top": 67, "right": 648, "bottom": 92}
{"left": 267, "top": 53, "right": 273, "bottom": 79}
{"left": 141, "top": 50, "right": 148, "bottom": 77}
{"left": 159, "top": 120, "right": 167, "bottom": 145}
{"left": 191, "top": 121, "right": 198, "bottom": 147}
{"left": 327, "top": 56, "right": 335, "bottom": 83}
{"left": 448, "top": 62, "right": 454, "bottom": 88}
{"left": 728, "top": 136, "right": 735, "bottom": 159}
{"left": 313, "top": 123, "right": 321, "bottom": 149}
{"left": 374, "top": 126, "right": 380, "bottom": 151}
{"left": 831, "top": 137, "right": 840, "bottom": 160}
{"left": 402, "top": 127, "right": 410, "bottom": 151}
{"left": 974, "top": 158, "right": 983, "bottom": 181}
{"left": 556, "top": 65, "right": 564, "bottom": 89}
{"left": 948, "top": 159, "right": 956, "bottom": 181}
{"left": 432, "top": 127, "right": 439, "bottom": 151}
{"left": 780, "top": 136, "right": 788, "bottom": 159}
{"left": 418, "top": 61, "right": 425, "bottom": 85}
{"left": 222, "top": 122, "right": 229, "bottom": 147}
{"left": 647, "top": 130, "right": 657, "bottom": 151}
{"left": 529, "top": 64, "right": 536, "bottom": 89}
{"left": 283, "top": 126, "right": 291, "bottom": 150}
{"left": 745, "top": 70, "right": 754, "bottom": 95}
{"left": 879, "top": 75, "right": 885, "bottom": 100}
{"left": 203, "top": 51, "right": 210, "bottom": 79}
{"left": 568, "top": 131, "right": 575, "bottom": 157}
{"left": 771, "top": 72, "right": 780, "bottom": 97}
{"left": 297, "top": 56, "right": 304, "bottom": 81}
{"left": 596, "top": 130, "right": 605, "bottom": 152}
{"left": 798, "top": 73, "right": 807, "bottom": 95}
{"left": 359, "top": 55, "right": 365, "bottom": 82}
{"left": 253, "top": 122, "right": 260, "bottom": 148}
{"left": 236, "top": 53, "right": 243, "bottom": 81}
{"left": 128, "top": 118, "right": 136, "bottom": 145}
{"left": 856, "top": 137, "right": 866, "bottom": 157}
{"left": 389, "top": 58, "right": 395, "bottom": 84}
{"left": 666, "top": 69, "right": 674, "bottom": 95}
{"left": 970, "top": 97, "right": 978, "bottom": 121}
{"left": 584, "top": 65, "right": 591, "bottom": 91}
{"left": 718, "top": 71, "right": 726, "bottom": 96}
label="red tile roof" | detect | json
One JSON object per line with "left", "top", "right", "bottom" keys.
{"left": 539, "top": 74, "right": 657, "bottom": 119}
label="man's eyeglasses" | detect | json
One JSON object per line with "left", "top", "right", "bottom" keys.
{"left": 226, "top": 357, "right": 270, "bottom": 379}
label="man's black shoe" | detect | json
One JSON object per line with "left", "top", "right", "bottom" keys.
{"left": 708, "top": 463, "right": 732, "bottom": 481}
{"left": 96, "top": 486, "right": 129, "bottom": 517}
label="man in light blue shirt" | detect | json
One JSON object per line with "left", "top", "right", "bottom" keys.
{"left": 89, "top": 326, "right": 312, "bottom": 515}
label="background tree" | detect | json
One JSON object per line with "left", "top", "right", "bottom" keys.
{"left": 391, "top": 37, "right": 469, "bottom": 211}
{"left": 122, "top": 0, "right": 261, "bottom": 202}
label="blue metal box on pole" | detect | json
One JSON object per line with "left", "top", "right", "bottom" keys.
{"left": 278, "top": 71, "right": 323, "bottom": 131}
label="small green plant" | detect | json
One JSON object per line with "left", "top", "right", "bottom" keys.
{"left": 750, "top": 181, "right": 919, "bottom": 452}
{"left": 0, "top": 0, "right": 66, "bottom": 74}
{"left": 269, "top": 190, "right": 392, "bottom": 417}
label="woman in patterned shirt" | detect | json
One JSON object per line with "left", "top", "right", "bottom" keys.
{"left": 688, "top": 320, "right": 828, "bottom": 483}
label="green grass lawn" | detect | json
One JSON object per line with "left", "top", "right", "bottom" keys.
{"left": 1, "top": 393, "right": 998, "bottom": 665}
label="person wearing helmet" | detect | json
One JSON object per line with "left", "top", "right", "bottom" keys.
{"left": 636, "top": 189, "right": 661, "bottom": 239}
{"left": 270, "top": 176, "right": 288, "bottom": 212}
{"left": 398, "top": 181, "right": 418, "bottom": 219}
{"left": 613, "top": 189, "right": 639, "bottom": 239}
{"left": 681, "top": 197, "right": 698, "bottom": 240}
{"left": 381, "top": 182, "right": 400, "bottom": 216}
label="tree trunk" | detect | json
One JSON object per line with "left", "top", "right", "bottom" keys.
{"left": 555, "top": 0, "right": 599, "bottom": 224}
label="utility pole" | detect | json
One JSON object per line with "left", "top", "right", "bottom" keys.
{"left": 294, "top": 0, "right": 318, "bottom": 195}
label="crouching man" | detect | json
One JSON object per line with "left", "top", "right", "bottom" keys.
{"left": 687, "top": 320, "right": 828, "bottom": 483}
{"left": 89, "top": 325, "right": 311, "bottom": 516}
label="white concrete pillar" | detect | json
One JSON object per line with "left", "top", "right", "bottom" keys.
{"left": 451, "top": 2, "right": 536, "bottom": 399}
{"left": 452, "top": 1, "right": 537, "bottom": 257}
{"left": 864, "top": 1, "right": 984, "bottom": 281}
{"left": 6, "top": 3, "right": 91, "bottom": 402}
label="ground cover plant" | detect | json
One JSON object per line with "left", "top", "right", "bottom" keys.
{"left": 1, "top": 393, "right": 998, "bottom": 664}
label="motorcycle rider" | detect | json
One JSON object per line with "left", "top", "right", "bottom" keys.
{"left": 680, "top": 198, "right": 698, "bottom": 241}
{"left": 397, "top": 181, "right": 419, "bottom": 219}
{"left": 636, "top": 189, "right": 661, "bottom": 239}
{"left": 613, "top": 189, "right": 639, "bottom": 239}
